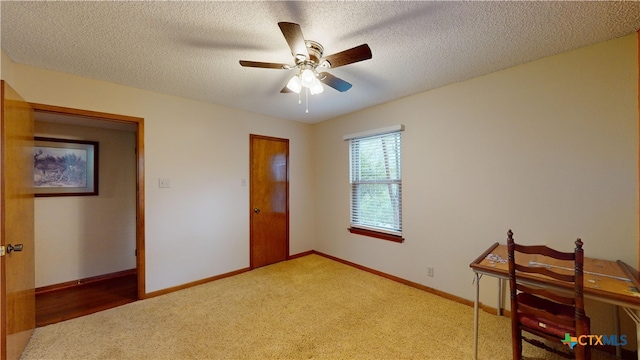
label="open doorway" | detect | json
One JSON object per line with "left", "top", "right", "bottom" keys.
{"left": 30, "top": 104, "right": 145, "bottom": 326}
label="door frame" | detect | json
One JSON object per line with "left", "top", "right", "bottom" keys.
{"left": 29, "top": 103, "right": 146, "bottom": 299}
{"left": 249, "top": 134, "right": 290, "bottom": 269}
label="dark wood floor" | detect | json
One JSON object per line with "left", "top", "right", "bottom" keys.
{"left": 36, "top": 272, "right": 138, "bottom": 327}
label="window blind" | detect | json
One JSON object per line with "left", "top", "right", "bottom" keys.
{"left": 349, "top": 131, "right": 402, "bottom": 235}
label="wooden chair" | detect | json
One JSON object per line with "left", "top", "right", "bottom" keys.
{"left": 507, "top": 230, "right": 590, "bottom": 360}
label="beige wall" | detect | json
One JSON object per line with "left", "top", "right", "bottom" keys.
{"left": 34, "top": 121, "right": 137, "bottom": 288}
{"left": 1, "top": 51, "right": 316, "bottom": 293}
{"left": 313, "top": 33, "right": 639, "bottom": 318}
{"left": 1, "top": 51, "right": 14, "bottom": 85}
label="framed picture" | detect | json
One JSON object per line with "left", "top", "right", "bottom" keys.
{"left": 33, "top": 137, "right": 99, "bottom": 197}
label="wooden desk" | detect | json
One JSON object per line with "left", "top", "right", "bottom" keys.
{"left": 470, "top": 242, "right": 640, "bottom": 360}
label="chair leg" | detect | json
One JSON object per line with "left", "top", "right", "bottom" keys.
{"left": 575, "top": 344, "right": 590, "bottom": 360}
{"left": 512, "top": 328, "right": 523, "bottom": 360}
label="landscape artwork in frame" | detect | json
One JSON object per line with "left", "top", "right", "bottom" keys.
{"left": 33, "top": 137, "right": 99, "bottom": 197}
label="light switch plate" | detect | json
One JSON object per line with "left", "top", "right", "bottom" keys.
{"left": 158, "top": 178, "right": 171, "bottom": 188}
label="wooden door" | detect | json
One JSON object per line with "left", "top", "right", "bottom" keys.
{"left": 250, "top": 135, "right": 289, "bottom": 268}
{"left": 0, "top": 81, "right": 36, "bottom": 360}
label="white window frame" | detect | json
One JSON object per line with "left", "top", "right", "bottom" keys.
{"left": 344, "top": 125, "right": 404, "bottom": 241}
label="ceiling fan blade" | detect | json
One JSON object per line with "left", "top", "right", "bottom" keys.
{"left": 278, "top": 22, "right": 309, "bottom": 61}
{"left": 321, "top": 44, "right": 372, "bottom": 69}
{"left": 319, "top": 72, "right": 352, "bottom": 92}
{"left": 280, "top": 85, "right": 294, "bottom": 93}
{"left": 239, "top": 60, "right": 291, "bottom": 69}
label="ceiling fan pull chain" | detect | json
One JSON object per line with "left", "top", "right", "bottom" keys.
{"left": 305, "top": 88, "right": 309, "bottom": 114}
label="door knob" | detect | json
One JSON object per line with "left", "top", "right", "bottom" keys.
{"left": 254, "top": 208, "right": 261, "bottom": 214}
{"left": 6, "top": 244, "right": 23, "bottom": 253}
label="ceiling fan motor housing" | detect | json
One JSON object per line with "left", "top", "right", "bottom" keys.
{"left": 304, "top": 40, "right": 324, "bottom": 65}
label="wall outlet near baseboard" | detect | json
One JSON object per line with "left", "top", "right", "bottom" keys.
{"left": 427, "top": 267, "right": 434, "bottom": 277}
{"left": 427, "top": 267, "right": 433, "bottom": 277}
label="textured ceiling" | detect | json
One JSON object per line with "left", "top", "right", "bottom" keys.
{"left": 1, "top": 1, "right": 639, "bottom": 124}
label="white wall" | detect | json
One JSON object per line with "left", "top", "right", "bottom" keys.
{"left": 313, "top": 34, "right": 638, "bottom": 314}
{"left": 34, "top": 121, "right": 137, "bottom": 288}
{"left": 1, "top": 51, "right": 315, "bottom": 293}
{"left": 1, "top": 51, "right": 14, "bottom": 85}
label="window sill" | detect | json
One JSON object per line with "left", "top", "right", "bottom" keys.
{"left": 348, "top": 227, "right": 404, "bottom": 243}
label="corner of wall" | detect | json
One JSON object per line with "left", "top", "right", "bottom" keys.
{"left": 1, "top": 49, "right": 15, "bottom": 84}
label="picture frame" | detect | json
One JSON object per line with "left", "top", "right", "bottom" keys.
{"left": 33, "top": 137, "right": 99, "bottom": 197}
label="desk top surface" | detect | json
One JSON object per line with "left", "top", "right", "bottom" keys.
{"left": 470, "top": 243, "right": 640, "bottom": 307}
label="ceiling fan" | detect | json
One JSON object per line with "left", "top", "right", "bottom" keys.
{"left": 239, "top": 22, "right": 372, "bottom": 96}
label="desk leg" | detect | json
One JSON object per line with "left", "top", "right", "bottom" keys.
{"left": 614, "top": 306, "right": 621, "bottom": 358}
{"left": 474, "top": 272, "right": 480, "bottom": 360}
{"left": 497, "top": 278, "right": 502, "bottom": 317}
{"left": 622, "top": 307, "right": 640, "bottom": 360}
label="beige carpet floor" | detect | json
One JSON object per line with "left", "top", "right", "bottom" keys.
{"left": 21, "top": 254, "right": 622, "bottom": 359}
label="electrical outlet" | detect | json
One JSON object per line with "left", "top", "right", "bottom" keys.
{"left": 427, "top": 267, "right": 434, "bottom": 277}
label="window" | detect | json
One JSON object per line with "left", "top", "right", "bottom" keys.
{"left": 347, "top": 126, "right": 403, "bottom": 242}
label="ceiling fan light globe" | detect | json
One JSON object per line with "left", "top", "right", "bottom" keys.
{"left": 286, "top": 76, "right": 302, "bottom": 93}
{"left": 310, "top": 80, "right": 324, "bottom": 95}
{"left": 300, "top": 69, "right": 316, "bottom": 87}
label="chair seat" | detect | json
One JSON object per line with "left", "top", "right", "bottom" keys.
{"left": 517, "top": 293, "right": 584, "bottom": 338}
